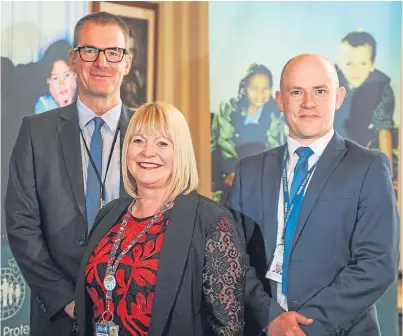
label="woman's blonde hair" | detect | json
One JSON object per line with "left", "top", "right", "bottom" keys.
{"left": 122, "top": 102, "right": 199, "bottom": 201}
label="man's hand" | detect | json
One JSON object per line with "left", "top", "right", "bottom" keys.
{"left": 64, "top": 300, "right": 75, "bottom": 319}
{"left": 266, "top": 312, "right": 313, "bottom": 336}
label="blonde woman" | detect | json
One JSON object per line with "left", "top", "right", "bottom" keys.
{"left": 75, "top": 102, "right": 246, "bottom": 335}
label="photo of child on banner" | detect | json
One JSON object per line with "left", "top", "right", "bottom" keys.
{"left": 34, "top": 40, "right": 77, "bottom": 114}
{"left": 334, "top": 30, "right": 399, "bottom": 191}
{"left": 211, "top": 63, "right": 287, "bottom": 204}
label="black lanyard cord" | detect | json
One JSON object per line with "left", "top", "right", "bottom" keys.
{"left": 80, "top": 124, "right": 120, "bottom": 203}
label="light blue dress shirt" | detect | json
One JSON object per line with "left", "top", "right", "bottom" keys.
{"left": 77, "top": 97, "right": 121, "bottom": 204}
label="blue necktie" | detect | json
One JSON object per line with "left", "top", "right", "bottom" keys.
{"left": 282, "top": 147, "right": 314, "bottom": 294}
{"left": 290, "top": 147, "right": 314, "bottom": 200}
{"left": 86, "top": 117, "right": 104, "bottom": 229}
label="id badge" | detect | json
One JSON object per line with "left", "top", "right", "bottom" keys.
{"left": 265, "top": 243, "right": 284, "bottom": 283}
{"left": 95, "top": 322, "right": 119, "bottom": 336}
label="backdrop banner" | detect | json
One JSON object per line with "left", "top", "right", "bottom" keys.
{"left": 1, "top": 2, "right": 87, "bottom": 333}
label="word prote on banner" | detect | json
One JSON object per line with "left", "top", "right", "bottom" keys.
{"left": 1, "top": 254, "right": 30, "bottom": 336}
{"left": 3, "top": 325, "right": 30, "bottom": 336}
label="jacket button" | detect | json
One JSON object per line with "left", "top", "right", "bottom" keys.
{"left": 78, "top": 239, "right": 85, "bottom": 246}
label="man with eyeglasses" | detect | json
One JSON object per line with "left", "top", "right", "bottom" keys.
{"left": 5, "top": 11, "right": 133, "bottom": 336}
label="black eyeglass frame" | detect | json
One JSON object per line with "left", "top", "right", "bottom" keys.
{"left": 73, "top": 46, "right": 128, "bottom": 63}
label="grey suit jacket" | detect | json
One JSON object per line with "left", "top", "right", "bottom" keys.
{"left": 227, "top": 132, "right": 400, "bottom": 335}
{"left": 5, "top": 103, "right": 132, "bottom": 336}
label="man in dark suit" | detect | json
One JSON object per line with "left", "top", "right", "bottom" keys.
{"left": 5, "top": 11, "right": 133, "bottom": 336}
{"left": 228, "top": 54, "right": 399, "bottom": 335}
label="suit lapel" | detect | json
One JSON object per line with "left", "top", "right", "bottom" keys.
{"left": 57, "top": 104, "right": 133, "bottom": 222}
{"left": 262, "top": 146, "right": 283, "bottom": 262}
{"left": 57, "top": 105, "right": 86, "bottom": 219}
{"left": 119, "top": 105, "right": 133, "bottom": 197}
{"left": 262, "top": 146, "right": 283, "bottom": 299}
{"left": 291, "top": 133, "right": 347, "bottom": 250}
{"left": 75, "top": 197, "right": 132, "bottom": 334}
{"left": 149, "top": 191, "right": 198, "bottom": 336}
{"left": 86, "top": 198, "right": 132, "bottom": 261}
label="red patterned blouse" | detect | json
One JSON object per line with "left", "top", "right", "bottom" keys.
{"left": 85, "top": 212, "right": 168, "bottom": 336}
{"left": 85, "top": 208, "right": 245, "bottom": 336}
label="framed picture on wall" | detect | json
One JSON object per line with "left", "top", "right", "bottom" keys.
{"left": 92, "top": 1, "right": 158, "bottom": 109}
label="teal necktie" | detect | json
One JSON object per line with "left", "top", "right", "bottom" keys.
{"left": 282, "top": 147, "right": 314, "bottom": 294}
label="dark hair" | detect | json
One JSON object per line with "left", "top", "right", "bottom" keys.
{"left": 237, "top": 63, "right": 273, "bottom": 108}
{"left": 341, "top": 31, "right": 376, "bottom": 62}
{"left": 73, "top": 11, "right": 131, "bottom": 48}
{"left": 41, "top": 40, "right": 72, "bottom": 77}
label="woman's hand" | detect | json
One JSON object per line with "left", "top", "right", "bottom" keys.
{"left": 64, "top": 300, "right": 75, "bottom": 319}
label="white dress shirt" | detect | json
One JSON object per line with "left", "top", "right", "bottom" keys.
{"left": 276, "top": 129, "right": 334, "bottom": 310}
{"left": 77, "top": 97, "right": 121, "bottom": 204}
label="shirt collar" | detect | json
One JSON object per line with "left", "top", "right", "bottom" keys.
{"left": 244, "top": 106, "right": 263, "bottom": 125}
{"left": 287, "top": 128, "right": 334, "bottom": 159}
{"left": 77, "top": 96, "right": 122, "bottom": 133}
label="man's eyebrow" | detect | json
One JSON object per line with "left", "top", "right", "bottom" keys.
{"left": 313, "top": 85, "right": 329, "bottom": 89}
{"left": 287, "top": 85, "right": 329, "bottom": 90}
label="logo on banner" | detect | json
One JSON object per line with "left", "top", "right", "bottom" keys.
{"left": 1, "top": 258, "right": 26, "bottom": 321}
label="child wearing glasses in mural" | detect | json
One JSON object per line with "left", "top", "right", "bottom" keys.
{"left": 211, "top": 63, "right": 287, "bottom": 204}
{"left": 335, "top": 31, "right": 398, "bottom": 190}
{"left": 34, "top": 40, "right": 77, "bottom": 114}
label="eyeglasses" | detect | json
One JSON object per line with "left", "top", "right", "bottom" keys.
{"left": 73, "top": 46, "right": 127, "bottom": 63}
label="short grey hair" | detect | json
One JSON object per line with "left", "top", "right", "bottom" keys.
{"left": 73, "top": 11, "right": 131, "bottom": 49}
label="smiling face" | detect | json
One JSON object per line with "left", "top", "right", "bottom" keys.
{"left": 126, "top": 133, "right": 174, "bottom": 191}
{"left": 47, "top": 60, "right": 77, "bottom": 107}
{"left": 337, "top": 42, "right": 375, "bottom": 89}
{"left": 69, "top": 22, "right": 132, "bottom": 104}
{"left": 246, "top": 74, "right": 271, "bottom": 108}
{"left": 276, "top": 55, "right": 346, "bottom": 145}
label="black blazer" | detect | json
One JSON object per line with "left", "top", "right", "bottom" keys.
{"left": 5, "top": 103, "right": 132, "bottom": 336}
{"left": 75, "top": 191, "right": 246, "bottom": 336}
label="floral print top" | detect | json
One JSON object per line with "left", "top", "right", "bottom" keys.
{"left": 85, "top": 210, "right": 245, "bottom": 335}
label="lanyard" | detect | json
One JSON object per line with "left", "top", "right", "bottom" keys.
{"left": 281, "top": 146, "right": 316, "bottom": 242}
{"left": 80, "top": 124, "right": 120, "bottom": 207}
{"left": 100, "top": 200, "right": 173, "bottom": 323}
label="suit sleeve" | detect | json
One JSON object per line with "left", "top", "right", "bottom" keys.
{"left": 5, "top": 117, "right": 76, "bottom": 320}
{"left": 298, "top": 153, "right": 400, "bottom": 335}
{"left": 227, "top": 160, "right": 286, "bottom": 329}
